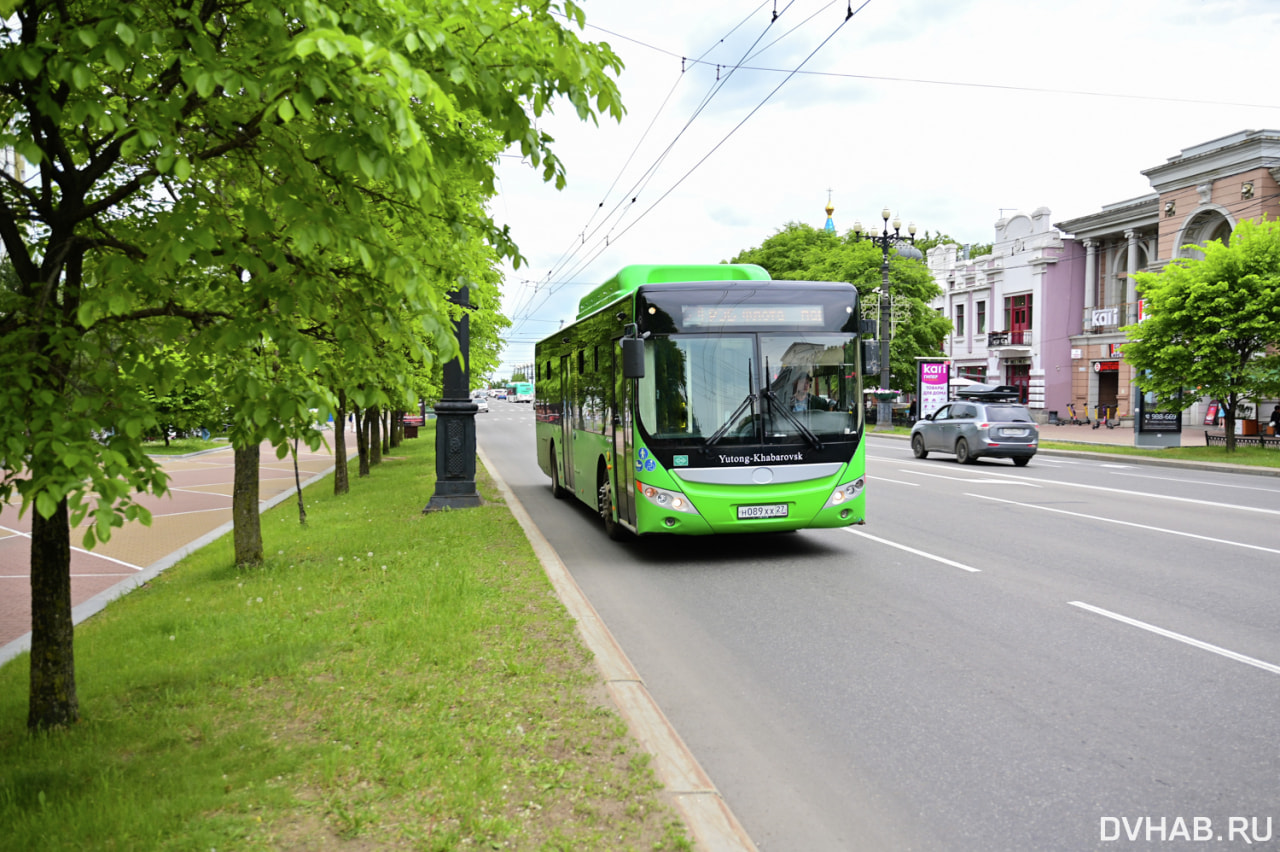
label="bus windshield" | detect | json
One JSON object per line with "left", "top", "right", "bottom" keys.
{"left": 636, "top": 332, "right": 862, "bottom": 447}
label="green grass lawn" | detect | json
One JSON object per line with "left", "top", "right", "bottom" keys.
{"left": 0, "top": 432, "right": 692, "bottom": 852}
{"left": 1037, "top": 439, "right": 1280, "bottom": 467}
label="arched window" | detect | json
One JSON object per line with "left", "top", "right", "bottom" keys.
{"left": 1176, "top": 209, "right": 1234, "bottom": 261}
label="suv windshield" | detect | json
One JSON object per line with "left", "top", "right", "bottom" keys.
{"left": 636, "top": 332, "right": 862, "bottom": 447}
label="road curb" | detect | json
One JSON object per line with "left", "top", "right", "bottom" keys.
{"left": 476, "top": 445, "right": 759, "bottom": 852}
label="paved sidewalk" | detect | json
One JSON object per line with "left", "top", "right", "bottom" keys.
{"left": 1, "top": 433, "right": 356, "bottom": 665}
{"left": 1038, "top": 420, "right": 1210, "bottom": 447}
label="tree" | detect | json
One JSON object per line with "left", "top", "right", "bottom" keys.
{"left": 731, "top": 223, "right": 948, "bottom": 394}
{"left": 1122, "top": 217, "right": 1280, "bottom": 451}
{"left": 915, "top": 230, "right": 992, "bottom": 259}
{"left": 0, "top": 0, "right": 622, "bottom": 730}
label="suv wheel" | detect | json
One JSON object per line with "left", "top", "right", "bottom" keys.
{"left": 911, "top": 434, "right": 928, "bottom": 459}
{"left": 955, "top": 438, "right": 973, "bottom": 464}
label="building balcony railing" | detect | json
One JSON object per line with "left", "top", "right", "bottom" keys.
{"left": 987, "top": 330, "right": 1029, "bottom": 346}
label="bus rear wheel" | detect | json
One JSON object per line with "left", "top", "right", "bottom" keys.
{"left": 549, "top": 443, "right": 566, "bottom": 499}
{"left": 598, "top": 468, "right": 623, "bottom": 540}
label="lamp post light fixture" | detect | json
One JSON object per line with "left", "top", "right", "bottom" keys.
{"left": 853, "top": 208, "right": 918, "bottom": 431}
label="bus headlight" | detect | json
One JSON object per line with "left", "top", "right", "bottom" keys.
{"left": 822, "top": 478, "right": 865, "bottom": 510}
{"left": 636, "top": 482, "right": 701, "bottom": 515}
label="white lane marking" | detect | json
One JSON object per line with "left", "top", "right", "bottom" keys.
{"left": 1069, "top": 601, "right": 1280, "bottom": 677}
{"left": 899, "top": 469, "right": 1042, "bottom": 486}
{"left": 967, "top": 492, "right": 1280, "bottom": 556}
{"left": 0, "top": 528, "right": 144, "bottom": 570}
{"left": 871, "top": 476, "right": 921, "bottom": 487}
{"left": 958, "top": 469, "right": 1280, "bottom": 516}
{"left": 842, "top": 528, "right": 981, "bottom": 572}
{"left": 1108, "top": 470, "right": 1280, "bottom": 494}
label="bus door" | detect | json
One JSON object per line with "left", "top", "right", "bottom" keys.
{"left": 611, "top": 337, "right": 634, "bottom": 527}
{"left": 559, "top": 354, "right": 574, "bottom": 494}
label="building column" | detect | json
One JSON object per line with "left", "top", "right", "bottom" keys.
{"left": 1083, "top": 239, "right": 1097, "bottom": 314}
{"left": 1124, "top": 230, "right": 1140, "bottom": 323}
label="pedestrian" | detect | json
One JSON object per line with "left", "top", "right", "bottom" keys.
{"left": 1269, "top": 403, "right": 1280, "bottom": 436}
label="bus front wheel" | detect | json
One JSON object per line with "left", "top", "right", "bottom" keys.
{"left": 598, "top": 468, "right": 623, "bottom": 540}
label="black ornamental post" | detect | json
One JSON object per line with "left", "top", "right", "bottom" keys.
{"left": 425, "top": 283, "right": 482, "bottom": 512}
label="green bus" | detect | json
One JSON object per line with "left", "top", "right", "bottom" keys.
{"left": 534, "top": 264, "right": 869, "bottom": 539}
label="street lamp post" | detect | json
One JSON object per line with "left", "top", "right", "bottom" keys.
{"left": 425, "top": 284, "right": 483, "bottom": 512}
{"left": 853, "top": 208, "right": 917, "bottom": 431}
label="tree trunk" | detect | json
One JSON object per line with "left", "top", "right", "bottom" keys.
{"left": 388, "top": 410, "right": 401, "bottom": 449}
{"left": 381, "top": 409, "right": 391, "bottom": 455}
{"left": 354, "top": 404, "right": 370, "bottom": 477}
{"left": 333, "top": 391, "right": 349, "bottom": 495}
{"left": 291, "top": 439, "right": 306, "bottom": 526}
{"left": 233, "top": 442, "right": 263, "bottom": 566}
{"left": 369, "top": 405, "right": 382, "bottom": 466}
{"left": 28, "top": 493, "right": 78, "bottom": 730}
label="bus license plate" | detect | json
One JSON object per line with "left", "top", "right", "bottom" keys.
{"left": 738, "top": 503, "right": 788, "bottom": 519}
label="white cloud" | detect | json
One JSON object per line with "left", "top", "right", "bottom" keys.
{"left": 491, "top": 0, "right": 1280, "bottom": 375}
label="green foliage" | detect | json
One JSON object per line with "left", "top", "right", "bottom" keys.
{"left": 1, "top": 0, "right": 623, "bottom": 526}
{"left": 915, "top": 230, "right": 993, "bottom": 259}
{"left": 731, "top": 222, "right": 948, "bottom": 393}
{"left": 1122, "top": 217, "right": 1280, "bottom": 448}
{"left": 0, "top": 0, "right": 624, "bottom": 728}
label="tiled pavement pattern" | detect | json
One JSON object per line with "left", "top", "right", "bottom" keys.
{"left": 1, "top": 433, "right": 354, "bottom": 663}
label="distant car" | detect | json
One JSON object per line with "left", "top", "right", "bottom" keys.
{"left": 910, "top": 400, "right": 1038, "bottom": 466}
{"left": 473, "top": 396, "right": 489, "bottom": 413}
{"left": 495, "top": 391, "right": 507, "bottom": 400}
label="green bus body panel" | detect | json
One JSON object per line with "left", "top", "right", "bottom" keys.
{"left": 576, "top": 263, "right": 770, "bottom": 320}
{"left": 632, "top": 441, "right": 867, "bottom": 536}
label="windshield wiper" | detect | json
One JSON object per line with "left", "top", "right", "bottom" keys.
{"left": 764, "top": 388, "right": 825, "bottom": 451}
{"left": 704, "top": 358, "right": 757, "bottom": 449}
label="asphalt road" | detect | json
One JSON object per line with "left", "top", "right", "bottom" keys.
{"left": 478, "top": 401, "right": 1280, "bottom": 851}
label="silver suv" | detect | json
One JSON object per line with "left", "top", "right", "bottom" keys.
{"left": 910, "top": 400, "right": 1038, "bottom": 466}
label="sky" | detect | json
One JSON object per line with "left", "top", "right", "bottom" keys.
{"left": 489, "top": 0, "right": 1280, "bottom": 379}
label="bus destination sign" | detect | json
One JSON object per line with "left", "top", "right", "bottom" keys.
{"left": 682, "top": 304, "right": 824, "bottom": 327}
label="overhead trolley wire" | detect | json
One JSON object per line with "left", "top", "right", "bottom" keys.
{"left": 511, "top": 2, "right": 859, "bottom": 335}
{"left": 503, "top": 5, "right": 775, "bottom": 328}
{"left": 506, "top": 1, "right": 798, "bottom": 335}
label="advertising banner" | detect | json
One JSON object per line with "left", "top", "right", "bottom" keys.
{"left": 917, "top": 359, "right": 950, "bottom": 420}
{"left": 1136, "top": 385, "right": 1183, "bottom": 433}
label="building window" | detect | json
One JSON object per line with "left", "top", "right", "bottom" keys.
{"left": 976, "top": 300, "right": 986, "bottom": 335}
{"left": 1005, "top": 294, "right": 1032, "bottom": 345}
{"left": 954, "top": 304, "right": 965, "bottom": 337}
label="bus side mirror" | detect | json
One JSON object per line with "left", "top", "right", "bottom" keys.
{"left": 862, "top": 340, "right": 879, "bottom": 375}
{"left": 621, "top": 337, "right": 645, "bottom": 379}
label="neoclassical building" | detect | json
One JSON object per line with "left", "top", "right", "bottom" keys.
{"left": 928, "top": 129, "right": 1280, "bottom": 424}
{"left": 927, "top": 209, "right": 1082, "bottom": 413}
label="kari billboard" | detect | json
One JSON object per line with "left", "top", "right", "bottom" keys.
{"left": 917, "top": 359, "right": 950, "bottom": 419}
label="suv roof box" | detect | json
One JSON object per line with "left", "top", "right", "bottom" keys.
{"left": 955, "top": 383, "right": 1021, "bottom": 401}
